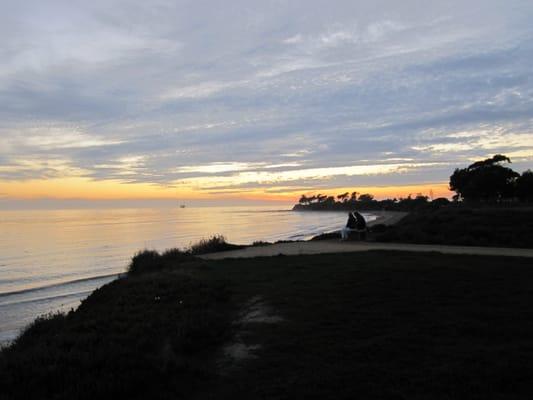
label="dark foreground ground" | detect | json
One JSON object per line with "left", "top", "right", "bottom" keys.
{"left": 2, "top": 250, "right": 533, "bottom": 399}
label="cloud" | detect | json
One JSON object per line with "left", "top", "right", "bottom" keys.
{"left": 174, "top": 161, "right": 448, "bottom": 193}
{"left": 1, "top": 0, "right": 533, "bottom": 196}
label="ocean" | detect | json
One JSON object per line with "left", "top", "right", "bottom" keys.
{"left": 0, "top": 206, "right": 375, "bottom": 344}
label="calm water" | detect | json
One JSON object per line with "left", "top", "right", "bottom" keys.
{"left": 0, "top": 206, "right": 374, "bottom": 344}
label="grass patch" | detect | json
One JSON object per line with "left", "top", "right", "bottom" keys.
{"left": 203, "top": 251, "right": 533, "bottom": 399}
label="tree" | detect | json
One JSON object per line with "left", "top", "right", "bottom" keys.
{"left": 323, "top": 196, "right": 336, "bottom": 206}
{"left": 449, "top": 154, "right": 519, "bottom": 202}
{"left": 350, "top": 192, "right": 358, "bottom": 202}
{"left": 358, "top": 193, "right": 375, "bottom": 203}
{"left": 315, "top": 194, "right": 328, "bottom": 203}
{"left": 298, "top": 194, "right": 309, "bottom": 205}
{"left": 516, "top": 170, "right": 533, "bottom": 202}
{"left": 337, "top": 192, "right": 349, "bottom": 202}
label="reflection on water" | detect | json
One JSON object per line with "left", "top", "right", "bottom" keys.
{"left": 0, "top": 206, "right": 374, "bottom": 343}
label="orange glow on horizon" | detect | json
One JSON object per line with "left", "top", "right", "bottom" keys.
{"left": 1, "top": 178, "right": 453, "bottom": 203}
{"left": 0, "top": 178, "right": 193, "bottom": 200}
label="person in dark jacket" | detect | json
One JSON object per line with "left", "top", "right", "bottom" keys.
{"left": 353, "top": 211, "right": 366, "bottom": 230}
{"left": 346, "top": 212, "right": 358, "bottom": 229}
{"left": 341, "top": 211, "right": 367, "bottom": 240}
{"left": 354, "top": 211, "right": 367, "bottom": 239}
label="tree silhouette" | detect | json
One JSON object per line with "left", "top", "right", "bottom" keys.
{"left": 358, "top": 193, "right": 375, "bottom": 202}
{"left": 316, "top": 194, "right": 328, "bottom": 203}
{"left": 449, "top": 154, "right": 519, "bottom": 202}
{"left": 298, "top": 195, "right": 309, "bottom": 205}
{"left": 337, "top": 192, "right": 349, "bottom": 202}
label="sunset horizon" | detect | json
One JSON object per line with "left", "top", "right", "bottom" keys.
{"left": 2, "top": 1, "right": 532, "bottom": 208}
{"left": 0, "top": 176, "right": 453, "bottom": 207}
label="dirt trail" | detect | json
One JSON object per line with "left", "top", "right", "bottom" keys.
{"left": 200, "top": 240, "right": 533, "bottom": 260}
{"left": 200, "top": 210, "right": 533, "bottom": 260}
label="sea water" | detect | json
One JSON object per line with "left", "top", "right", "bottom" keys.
{"left": 0, "top": 206, "right": 375, "bottom": 344}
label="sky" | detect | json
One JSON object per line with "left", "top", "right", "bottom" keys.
{"left": 1, "top": 0, "right": 533, "bottom": 207}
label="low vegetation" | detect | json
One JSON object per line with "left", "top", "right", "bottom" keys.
{"left": 188, "top": 234, "right": 245, "bottom": 255}
{"left": 127, "top": 236, "right": 244, "bottom": 276}
{"left": 127, "top": 247, "right": 195, "bottom": 275}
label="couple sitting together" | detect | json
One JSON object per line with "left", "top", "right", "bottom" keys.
{"left": 341, "top": 211, "right": 367, "bottom": 240}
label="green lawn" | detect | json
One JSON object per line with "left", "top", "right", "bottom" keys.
{"left": 2, "top": 251, "right": 533, "bottom": 399}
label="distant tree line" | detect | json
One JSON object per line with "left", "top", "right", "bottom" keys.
{"left": 294, "top": 191, "right": 447, "bottom": 212}
{"left": 293, "top": 154, "right": 533, "bottom": 211}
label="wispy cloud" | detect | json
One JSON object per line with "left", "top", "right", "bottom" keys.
{"left": 1, "top": 0, "right": 532, "bottom": 198}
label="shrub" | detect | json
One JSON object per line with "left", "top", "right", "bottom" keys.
{"left": 127, "top": 248, "right": 193, "bottom": 275}
{"left": 128, "top": 250, "right": 161, "bottom": 275}
{"left": 127, "top": 235, "right": 246, "bottom": 274}
{"left": 188, "top": 235, "right": 244, "bottom": 255}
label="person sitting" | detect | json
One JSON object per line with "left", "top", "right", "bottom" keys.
{"left": 341, "top": 211, "right": 367, "bottom": 240}
{"left": 353, "top": 210, "right": 367, "bottom": 240}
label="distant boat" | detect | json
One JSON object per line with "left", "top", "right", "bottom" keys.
{"left": 179, "top": 204, "right": 186, "bottom": 208}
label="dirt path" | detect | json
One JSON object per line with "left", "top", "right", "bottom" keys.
{"left": 200, "top": 210, "right": 533, "bottom": 259}
{"left": 200, "top": 240, "right": 533, "bottom": 260}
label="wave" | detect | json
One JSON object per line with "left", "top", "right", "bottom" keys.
{"left": 0, "top": 289, "right": 95, "bottom": 308}
{"left": 0, "top": 272, "right": 122, "bottom": 299}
